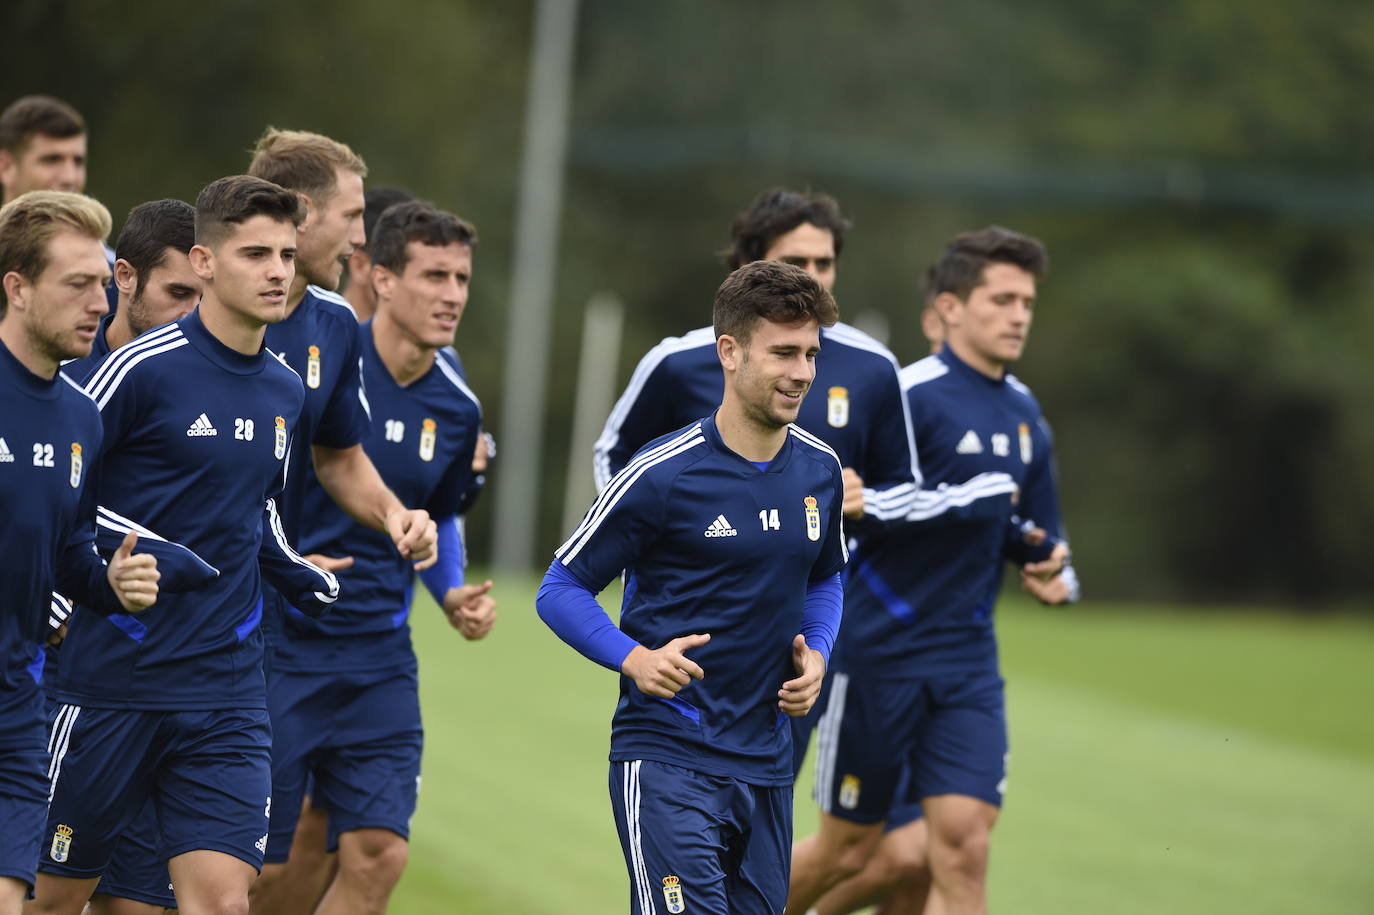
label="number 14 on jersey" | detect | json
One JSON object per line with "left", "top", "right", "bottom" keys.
{"left": 759, "top": 508, "right": 780, "bottom": 531}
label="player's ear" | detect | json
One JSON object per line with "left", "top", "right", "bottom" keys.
{"left": 717, "top": 333, "right": 740, "bottom": 372}
{"left": 112, "top": 259, "right": 138, "bottom": 299}
{"left": 372, "top": 264, "right": 396, "bottom": 300}
{"left": 295, "top": 192, "right": 317, "bottom": 232}
{"left": 188, "top": 244, "right": 214, "bottom": 281}
{"left": 932, "top": 291, "right": 963, "bottom": 327}
{"left": 1, "top": 270, "right": 29, "bottom": 312}
{"left": 0, "top": 149, "right": 14, "bottom": 185}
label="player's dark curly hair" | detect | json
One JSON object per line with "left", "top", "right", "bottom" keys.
{"left": 722, "top": 188, "right": 851, "bottom": 270}
{"left": 925, "top": 226, "right": 1048, "bottom": 302}
{"left": 194, "top": 175, "right": 303, "bottom": 248}
{"left": 713, "top": 260, "right": 838, "bottom": 345}
{"left": 116, "top": 199, "right": 195, "bottom": 299}
{"left": 370, "top": 200, "right": 476, "bottom": 275}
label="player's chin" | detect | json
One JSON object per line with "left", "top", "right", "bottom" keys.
{"left": 58, "top": 334, "right": 95, "bottom": 361}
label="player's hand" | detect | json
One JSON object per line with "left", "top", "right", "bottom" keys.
{"left": 472, "top": 429, "right": 491, "bottom": 474}
{"left": 1022, "top": 542, "right": 1069, "bottom": 581}
{"left": 841, "top": 467, "right": 865, "bottom": 520}
{"left": 443, "top": 580, "right": 497, "bottom": 641}
{"left": 386, "top": 508, "right": 437, "bottom": 570}
{"left": 779, "top": 634, "right": 825, "bottom": 716}
{"left": 303, "top": 553, "right": 355, "bottom": 572}
{"left": 620, "top": 634, "right": 710, "bottom": 699}
{"left": 47, "top": 623, "right": 68, "bottom": 647}
{"left": 108, "top": 531, "right": 159, "bottom": 613}
{"left": 1020, "top": 569, "right": 1073, "bottom": 605}
{"left": 1021, "top": 525, "right": 1047, "bottom": 547}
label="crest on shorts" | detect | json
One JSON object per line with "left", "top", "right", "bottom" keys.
{"left": 274, "top": 416, "right": 287, "bottom": 460}
{"left": 826, "top": 385, "right": 849, "bottom": 428}
{"left": 69, "top": 443, "right": 83, "bottom": 489}
{"left": 50, "top": 824, "right": 73, "bottom": 863}
{"left": 662, "top": 875, "right": 685, "bottom": 913}
{"left": 419, "top": 418, "right": 437, "bottom": 462}
{"left": 306, "top": 345, "right": 322, "bottom": 389}
{"left": 804, "top": 495, "right": 821, "bottom": 542}
{"left": 839, "top": 774, "right": 861, "bottom": 810}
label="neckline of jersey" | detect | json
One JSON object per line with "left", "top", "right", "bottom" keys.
{"left": 0, "top": 334, "right": 62, "bottom": 399}
{"left": 704, "top": 411, "right": 793, "bottom": 473}
{"left": 180, "top": 307, "right": 270, "bottom": 375}
{"left": 938, "top": 344, "right": 1008, "bottom": 387}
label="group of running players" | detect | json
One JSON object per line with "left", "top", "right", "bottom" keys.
{"left": 1, "top": 90, "right": 1074, "bottom": 915}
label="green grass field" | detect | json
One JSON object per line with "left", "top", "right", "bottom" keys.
{"left": 393, "top": 575, "right": 1374, "bottom": 913}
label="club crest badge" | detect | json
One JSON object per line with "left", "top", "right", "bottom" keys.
{"left": 804, "top": 495, "right": 821, "bottom": 542}
{"left": 1018, "top": 422, "right": 1032, "bottom": 464}
{"left": 419, "top": 418, "right": 437, "bottom": 462}
{"left": 839, "top": 774, "right": 862, "bottom": 810}
{"left": 306, "top": 345, "right": 322, "bottom": 389}
{"left": 69, "top": 443, "right": 82, "bottom": 488}
{"left": 50, "top": 824, "right": 73, "bottom": 863}
{"left": 662, "top": 875, "right": 685, "bottom": 913}
{"left": 827, "top": 385, "right": 849, "bottom": 428}
{"left": 274, "top": 416, "right": 287, "bottom": 460}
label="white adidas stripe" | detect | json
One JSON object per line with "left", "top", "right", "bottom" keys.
{"left": 624, "top": 761, "right": 657, "bottom": 914}
{"left": 93, "top": 336, "right": 191, "bottom": 410}
{"left": 435, "top": 352, "right": 482, "bottom": 413}
{"left": 47, "top": 704, "right": 80, "bottom": 803}
{"left": 814, "top": 672, "right": 849, "bottom": 815}
{"left": 266, "top": 498, "right": 338, "bottom": 602}
{"left": 906, "top": 473, "right": 1018, "bottom": 521}
{"left": 558, "top": 425, "right": 704, "bottom": 564}
{"left": 83, "top": 323, "right": 182, "bottom": 400}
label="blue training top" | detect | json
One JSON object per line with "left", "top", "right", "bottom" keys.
{"left": 51, "top": 309, "right": 337, "bottom": 711}
{"left": 0, "top": 338, "right": 118, "bottom": 717}
{"left": 594, "top": 322, "right": 918, "bottom": 526}
{"left": 836, "top": 346, "right": 1065, "bottom": 676}
{"left": 273, "top": 328, "right": 481, "bottom": 673}
{"left": 544, "top": 415, "right": 848, "bottom": 786}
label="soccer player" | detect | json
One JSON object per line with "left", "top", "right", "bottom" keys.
{"left": 539, "top": 260, "right": 848, "bottom": 914}
{"left": 0, "top": 190, "right": 159, "bottom": 915}
{"left": 27, "top": 175, "right": 340, "bottom": 915}
{"left": 786, "top": 227, "right": 1070, "bottom": 915}
{"left": 61, "top": 198, "right": 202, "bottom": 382}
{"left": 257, "top": 199, "right": 495, "bottom": 915}
{"left": 0, "top": 98, "right": 86, "bottom": 205}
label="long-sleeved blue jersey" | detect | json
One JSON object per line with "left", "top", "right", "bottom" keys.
{"left": 51, "top": 310, "right": 336, "bottom": 710}
{"left": 549, "top": 416, "right": 848, "bottom": 786}
{"left": 273, "top": 331, "right": 481, "bottom": 674}
{"left": 836, "top": 347, "right": 1064, "bottom": 675}
{"left": 594, "top": 323, "right": 918, "bottom": 524}
{"left": 0, "top": 339, "right": 121, "bottom": 714}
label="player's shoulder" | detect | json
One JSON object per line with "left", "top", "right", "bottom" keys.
{"left": 821, "top": 322, "right": 900, "bottom": 370}
{"left": 433, "top": 347, "right": 482, "bottom": 413}
{"left": 81, "top": 322, "right": 190, "bottom": 403}
{"left": 898, "top": 354, "right": 950, "bottom": 391}
{"left": 620, "top": 420, "right": 712, "bottom": 484}
{"left": 263, "top": 347, "right": 307, "bottom": 398}
{"left": 304, "top": 285, "right": 360, "bottom": 321}
{"left": 641, "top": 325, "right": 717, "bottom": 372}
{"left": 1003, "top": 372, "right": 1042, "bottom": 415}
{"left": 787, "top": 423, "right": 843, "bottom": 477}
{"left": 56, "top": 371, "right": 101, "bottom": 424}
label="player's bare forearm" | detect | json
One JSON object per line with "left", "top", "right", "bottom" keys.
{"left": 313, "top": 444, "right": 438, "bottom": 567}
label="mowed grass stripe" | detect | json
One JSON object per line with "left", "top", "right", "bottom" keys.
{"left": 392, "top": 575, "right": 1374, "bottom": 913}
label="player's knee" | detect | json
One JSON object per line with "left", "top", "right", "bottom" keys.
{"left": 818, "top": 826, "right": 883, "bottom": 881}
{"left": 194, "top": 891, "right": 251, "bottom": 915}
{"left": 248, "top": 861, "right": 286, "bottom": 898}
{"left": 340, "top": 831, "right": 408, "bottom": 890}
{"left": 930, "top": 819, "right": 990, "bottom": 874}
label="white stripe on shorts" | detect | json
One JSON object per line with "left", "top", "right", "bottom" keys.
{"left": 813, "top": 672, "right": 849, "bottom": 814}
{"left": 47, "top": 703, "right": 80, "bottom": 802}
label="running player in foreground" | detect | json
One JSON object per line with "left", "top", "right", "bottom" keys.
{"left": 540, "top": 260, "right": 848, "bottom": 914}
{"left": 0, "top": 190, "right": 159, "bottom": 915}
{"left": 28, "top": 175, "right": 339, "bottom": 915}
{"left": 787, "top": 227, "right": 1069, "bottom": 915}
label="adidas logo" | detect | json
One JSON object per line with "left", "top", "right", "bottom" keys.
{"left": 955, "top": 430, "right": 983, "bottom": 454}
{"left": 186, "top": 413, "right": 218, "bottom": 437}
{"left": 704, "top": 515, "right": 738, "bottom": 538}
{"left": 0, "top": 437, "right": 13, "bottom": 463}
{"left": 255, "top": 834, "right": 268, "bottom": 854}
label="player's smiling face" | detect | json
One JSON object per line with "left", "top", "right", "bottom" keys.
{"left": 197, "top": 215, "right": 297, "bottom": 326}
{"left": 732, "top": 317, "right": 821, "bottom": 430}
{"left": 763, "top": 222, "right": 837, "bottom": 293}
{"left": 11, "top": 228, "right": 111, "bottom": 364}
{"left": 940, "top": 262, "right": 1035, "bottom": 374}
{"left": 297, "top": 167, "right": 364, "bottom": 291}
{"left": 0, "top": 133, "right": 87, "bottom": 199}
{"left": 377, "top": 240, "right": 472, "bottom": 349}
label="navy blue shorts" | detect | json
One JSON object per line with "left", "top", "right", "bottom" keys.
{"left": 609, "top": 760, "right": 792, "bottom": 915}
{"left": 0, "top": 690, "right": 49, "bottom": 891}
{"left": 265, "top": 666, "right": 422, "bottom": 863}
{"left": 40, "top": 705, "right": 272, "bottom": 877}
{"left": 813, "top": 669, "right": 1007, "bottom": 823}
{"left": 92, "top": 800, "right": 175, "bottom": 909}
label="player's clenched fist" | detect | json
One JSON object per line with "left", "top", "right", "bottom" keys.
{"left": 778, "top": 634, "right": 825, "bottom": 716}
{"left": 386, "top": 508, "right": 438, "bottom": 570}
{"left": 444, "top": 579, "right": 497, "bottom": 641}
{"left": 108, "top": 530, "right": 159, "bottom": 613}
{"left": 620, "top": 633, "right": 710, "bottom": 698}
